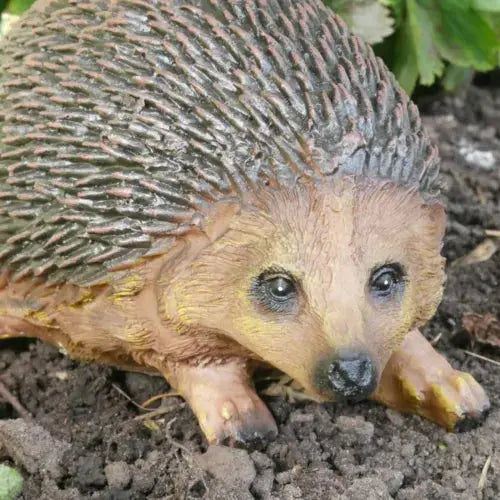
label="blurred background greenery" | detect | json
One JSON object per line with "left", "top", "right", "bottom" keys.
{"left": 1, "top": 0, "right": 33, "bottom": 15}
{"left": 326, "top": 0, "right": 500, "bottom": 93}
{"left": 1, "top": 0, "right": 499, "bottom": 94}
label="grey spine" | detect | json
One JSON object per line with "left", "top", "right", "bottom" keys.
{"left": 0, "top": 0, "right": 440, "bottom": 286}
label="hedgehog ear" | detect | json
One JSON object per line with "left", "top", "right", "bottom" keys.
{"left": 425, "top": 202, "right": 447, "bottom": 246}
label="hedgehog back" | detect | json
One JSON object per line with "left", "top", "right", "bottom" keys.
{"left": 0, "top": 0, "right": 440, "bottom": 286}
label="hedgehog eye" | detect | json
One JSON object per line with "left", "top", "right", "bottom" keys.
{"left": 369, "top": 264, "right": 405, "bottom": 300}
{"left": 251, "top": 270, "right": 298, "bottom": 313}
{"left": 267, "top": 276, "right": 295, "bottom": 300}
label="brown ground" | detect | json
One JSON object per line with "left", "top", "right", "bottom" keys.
{"left": 0, "top": 84, "right": 499, "bottom": 500}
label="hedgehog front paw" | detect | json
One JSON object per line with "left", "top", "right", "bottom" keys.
{"left": 167, "top": 359, "right": 277, "bottom": 447}
{"left": 197, "top": 390, "right": 278, "bottom": 447}
{"left": 374, "top": 329, "right": 490, "bottom": 431}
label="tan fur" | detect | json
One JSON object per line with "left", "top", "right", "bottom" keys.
{"left": 1, "top": 176, "right": 490, "bottom": 444}
{"left": 162, "top": 177, "right": 446, "bottom": 397}
{"left": 1, "top": 176, "right": 446, "bottom": 376}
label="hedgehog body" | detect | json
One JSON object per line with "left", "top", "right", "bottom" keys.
{"left": 0, "top": 0, "right": 488, "bottom": 445}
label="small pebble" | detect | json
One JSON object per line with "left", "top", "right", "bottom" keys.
{"left": 76, "top": 454, "right": 106, "bottom": 488}
{"left": 458, "top": 144, "right": 496, "bottom": 170}
{"left": 250, "top": 450, "right": 274, "bottom": 471}
{"left": 282, "top": 484, "right": 303, "bottom": 499}
{"left": 478, "top": 126, "right": 496, "bottom": 140}
{"left": 289, "top": 411, "right": 315, "bottom": 424}
{"left": 251, "top": 469, "right": 274, "bottom": 498}
{"left": 276, "top": 470, "right": 292, "bottom": 485}
{"left": 442, "top": 433, "right": 458, "bottom": 447}
{"left": 333, "top": 449, "right": 356, "bottom": 475}
{"left": 454, "top": 476, "right": 467, "bottom": 491}
{"left": 335, "top": 416, "right": 374, "bottom": 445}
{"left": 104, "top": 461, "right": 131, "bottom": 490}
{"left": 131, "top": 468, "right": 155, "bottom": 494}
{"left": 0, "top": 419, "right": 69, "bottom": 479}
{"left": 341, "top": 477, "right": 390, "bottom": 500}
{"left": 378, "top": 469, "right": 404, "bottom": 496}
{"left": 401, "top": 443, "right": 415, "bottom": 458}
{"left": 195, "top": 446, "right": 256, "bottom": 489}
{"left": 385, "top": 409, "right": 405, "bottom": 427}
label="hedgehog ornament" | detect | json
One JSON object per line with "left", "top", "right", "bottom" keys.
{"left": 0, "top": 0, "right": 490, "bottom": 445}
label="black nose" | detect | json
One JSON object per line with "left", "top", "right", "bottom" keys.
{"left": 328, "top": 351, "right": 378, "bottom": 402}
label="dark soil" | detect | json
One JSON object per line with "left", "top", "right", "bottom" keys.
{"left": 0, "top": 85, "right": 499, "bottom": 500}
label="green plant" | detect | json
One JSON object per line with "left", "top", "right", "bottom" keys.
{"left": 2, "top": 0, "right": 35, "bottom": 15}
{"left": 326, "top": 0, "right": 500, "bottom": 93}
{"left": 0, "top": 464, "right": 23, "bottom": 500}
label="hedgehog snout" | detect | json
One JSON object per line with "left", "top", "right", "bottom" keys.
{"left": 314, "top": 350, "right": 378, "bottom": 402}
{"left": 327, "top": 350, "right": 378, "bottom": 401}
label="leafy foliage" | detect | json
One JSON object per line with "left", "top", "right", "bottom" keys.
{"left": 4, "top": 0, "right": 35, "bottom": 15}
{"left": 329, "top": 0, "right": 499, "bottom": 93}
{"left": 1, "top": 0, "right": 499, "bottom": 94}
{"left": 0, "top": 464, "right": 23, "bottom": 500}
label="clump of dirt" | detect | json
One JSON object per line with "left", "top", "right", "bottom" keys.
{"left": 0, "top": 85, "right": 499, "bottom": 499}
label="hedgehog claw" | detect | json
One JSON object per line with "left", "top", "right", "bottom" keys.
{"left": 207, "top": 394, "right": 278, "bottom": 447}
{"left": 166, "top": 359, "right": 277, "bottom": 447}
{"left": 454, "top": 403, "right": 490, "bottom": 433}
{"left": 232, "top": 419, "right": 278, "bottom": 450}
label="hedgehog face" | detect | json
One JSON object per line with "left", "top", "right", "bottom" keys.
{"left": 164, "top": 177, "right": 446, "bottom": 401}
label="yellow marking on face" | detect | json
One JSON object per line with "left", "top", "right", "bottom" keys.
{"left": 236, "top": 314, "right": 267, "bottom": 337}
{"left": 169, "top": 282, "right": 196, "bottom": 325}
{"left": 30, "top": 310, "right": 50, "bottom": 325}
{"left": 69, "top": 289, "right": 96, "bottom": 308}
{"left": 123, "top": 323, "right": 153, "bottom": 347}
{"left": 111, "top": 274, "right": 146, "bottom": 305}
{"left": 24, "top": 309, "right": 57, "bottom": 328}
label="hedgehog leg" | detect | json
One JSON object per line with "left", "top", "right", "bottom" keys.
{"left": 166, "top": 358, "right": 278, "bottom": 446}
{"left": 0, "top": 315, "right": 46, "bottom": 340}
{"left": 372, "top": 329, "right": 490, "bottom": 431}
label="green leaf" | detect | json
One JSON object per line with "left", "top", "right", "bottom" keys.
{"left": 407, "top": 0, "right": 444, "bottom": 85}
{"left": 0, "top": 464, "right": 23, "bottom": 500}
{"left": 427, "top": 1, "right": 499, "bottom": 70}
{"left": 472, "top": 0, "right": 500, "bottom": 12}
{"left": 6, "top": 0, "right": 35, "bottom": 15}
{"left": 391, "top": 17, "right": 419, "bottom": 93}
{"left": 380, "top": 0, "right": 405, "bottom": 26}
{"left": 322, "top": 0, "right": 352, "bottom": 11}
